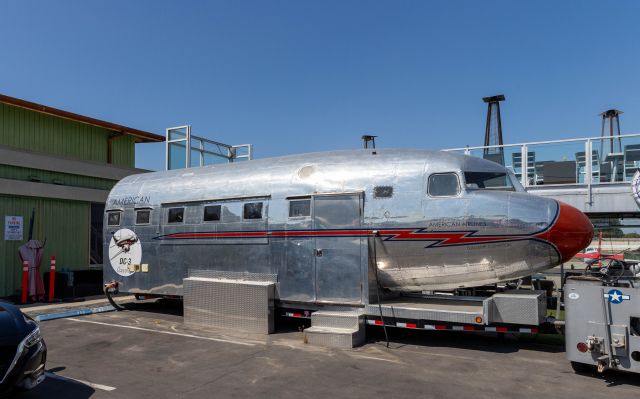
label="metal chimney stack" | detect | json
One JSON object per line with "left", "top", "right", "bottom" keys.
{"left": 482, "top": 94, "right": 506, "bottom": 165}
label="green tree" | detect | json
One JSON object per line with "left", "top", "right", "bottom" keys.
{"left": 590, "top": 218, "right": 624, "bottom": 238}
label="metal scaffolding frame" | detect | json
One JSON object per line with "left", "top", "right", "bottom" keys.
{"left": 165, "top": 125, "right": 252, "bottom": 170}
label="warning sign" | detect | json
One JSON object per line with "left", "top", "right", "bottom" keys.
{"left": 4, "top": 216, "right": 23, "bottom": 241}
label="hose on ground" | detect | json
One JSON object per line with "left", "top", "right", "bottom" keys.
{"left": 104, "top": 282, "right": 128, "bottom": 311}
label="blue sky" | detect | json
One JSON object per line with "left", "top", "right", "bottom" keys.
{"left": 1, "top": 1, "right": 639, "bottom": 170}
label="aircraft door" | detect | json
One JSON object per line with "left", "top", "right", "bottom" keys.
{"left": 281, "top": 199, "right": 316, "bottom": 302}
{"left": 313, "top": 194, "right": 363, "bottom": 304}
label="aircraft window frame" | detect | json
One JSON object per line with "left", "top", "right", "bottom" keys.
{"left": 135, "top": 209, "right": 151, "bottom": 225}
{"left": 107, "top": 211, "right": 121, "bottom": 226}
{"left": 203, "top": 205, "right": 222, "bottom": 222}
{"left": 427, "top": 173, "right": 461, "bottom": 197}
{"left": 289, "top": 199, "right": 311, "bottom": 218}
{"left": 463, "top": 171, "right": 516, "bottom": 192}
{"left": 243, "top": 202, "right": 263, "bottom": 220}
{"left": 167, "top": 207, "right": 185, "bottom": 224}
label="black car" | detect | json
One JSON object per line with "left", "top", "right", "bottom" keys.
{"left": 0, "top": 301, "right": 46, "bottom": 395}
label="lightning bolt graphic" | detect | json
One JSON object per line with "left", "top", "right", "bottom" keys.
{"left": 156, "top": 227, "right": 551, "bottom": 249}
{"left": 376, "top": 229, "right": 532, "bottom": 248}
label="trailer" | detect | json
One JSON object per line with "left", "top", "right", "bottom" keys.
{"left": 565, "top": 272, "right": 640, "bottom": 375}
{"left": 275, "top": 288, "right": 548, "bottom": 347}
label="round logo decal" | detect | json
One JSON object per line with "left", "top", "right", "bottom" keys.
{"left": 109, "top": 229, "right": 141, "bottom": 276}
{"left": 631, "top": 170, "right": 640, "bottom": 206}
{"left": 605, "top": 289, "right": 630, "bottom": 304}
{"left": 568, "top": 292, "right": 580, "bottom": 300}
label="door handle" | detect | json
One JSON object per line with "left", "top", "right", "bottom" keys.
{"left": 315, "top": 249, "right": 323, "bottom": 257}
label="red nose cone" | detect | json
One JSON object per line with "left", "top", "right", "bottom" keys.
{"left": 545, "top": 202, "right": 594, "bottom": 263}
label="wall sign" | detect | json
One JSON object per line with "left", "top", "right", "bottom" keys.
{"left": 4, "top": 216, "right": 23, "bottom": 241}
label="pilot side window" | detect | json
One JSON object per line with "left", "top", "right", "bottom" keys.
{"left": 428, "top": 173, "right": 460, "bottom": 197}
{"left": 243, "top": 202, "right": 263, "bottom": 220}
{"left": 464, "top": 172, "right": 515, "bottom": 191}
{"left": 135, "top": 209, "right": 151, "bottom": 225}
{"left": 289, "top": 199, "right": 311, "bottom": 217}
{"left": 203, "top": 205, "right": 221, "bottom": 222}
{"left": 107, "top": 211, "right": 121, "bottom": 226}
{"left": 168, "top": 208, "right": 184, "bottom": 223}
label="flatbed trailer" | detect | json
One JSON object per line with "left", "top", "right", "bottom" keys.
{"left": 278, "top": 289, "right": 549, "bottom": 342}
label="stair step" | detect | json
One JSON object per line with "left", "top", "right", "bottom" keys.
{"left": 305, "top": 326, "right": 358, "bottom": 334}
{"left": 311, "top": 310, "right": 364, "bottom": 330}
{"left": 304, "top": 326, "right": 365, "bottom": 348}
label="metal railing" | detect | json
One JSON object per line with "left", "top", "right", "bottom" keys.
{"left": 166, "top": 125, "right": 253, "bottom": 170}
{"left": 444, "top": 133, "right": 640, "bottom": 188}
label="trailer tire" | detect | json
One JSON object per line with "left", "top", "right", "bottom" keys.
{"left": 570, "top": 361, "right": 595, "bottom": 374}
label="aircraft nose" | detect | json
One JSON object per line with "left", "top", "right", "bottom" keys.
{"left": 545, "top": 202, "right": 594, "bottom": 263}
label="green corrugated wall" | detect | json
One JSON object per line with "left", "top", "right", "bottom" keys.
{"left": 0, "top": 101, "right": 145, "bottom": 297}
{"left": 0, "top": 103, "right": 135, "bottom": 168}
{"left": 0, "top": 195, "right": 89, "bottom": 297}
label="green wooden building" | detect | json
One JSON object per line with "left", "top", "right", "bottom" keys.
{"left": 0, "top": 93, "right": 164, "bottom": 298}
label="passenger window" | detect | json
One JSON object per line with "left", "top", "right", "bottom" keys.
{"left": 107, "top": 211, "right": 121, "bottom": 226}
{"left": 243, "top": 202, "right": 263, "bottom": 220}
{"left": 289, "top": 200, "right": 311, "bottom": 217}
{"left": 374, "top": 186, "right": 393, "bottom": 198}
{"left": 168, "top": 208, "right": 184, "bottom": 223}
{"left": 428, "top": 173, "right": 460, "bottom": 197}
{"left": 204, "top": 205, "right": 221, "bottom": 222}
{"left": 136, "top": 210, "right": 151, "bottom": 225}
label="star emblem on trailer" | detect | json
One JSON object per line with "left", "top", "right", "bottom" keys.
{"left": 604, "top": 289, "right": 630, "bottom": 304}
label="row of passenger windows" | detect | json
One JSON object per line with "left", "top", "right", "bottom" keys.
{"left": 106, "top": 173, "right": 511, "bottom": 226}
{"left": 106, "top": 199, "right": 312, "bottom": 227}
{"left": 165, "top": 201, "right": 266, "bottom": 224}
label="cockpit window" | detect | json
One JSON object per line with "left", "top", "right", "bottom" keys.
{"left": 428, "top": 173, "right": 460, "bottom": 197}
{"left": 464, "top": 172, "right": 515, "bottom": 191}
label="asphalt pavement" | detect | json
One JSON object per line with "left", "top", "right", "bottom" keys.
{"left": 12, "top": 300, "right": 640, "bottom": 399}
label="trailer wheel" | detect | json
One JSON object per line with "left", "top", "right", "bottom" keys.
{"left": 570, "top": 361, "right": 595, "bottom": 374}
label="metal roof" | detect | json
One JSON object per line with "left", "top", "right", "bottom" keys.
{"left": 0, "top": 93, "right": 165, "bottom": 143}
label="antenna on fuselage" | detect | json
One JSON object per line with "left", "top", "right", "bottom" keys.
{"left": 362, "top": 135, "right": 377, "bottom": 149}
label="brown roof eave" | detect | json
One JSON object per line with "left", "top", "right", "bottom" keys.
{"left": 0, "top": 93, "right": 165, "bottom": 143}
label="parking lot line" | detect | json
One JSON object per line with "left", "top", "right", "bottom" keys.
{"left": 45, "top": 372, "right": 117, "bottom": 392}
{"left": 65, "top": 317, "right": 259, "bottom": 347}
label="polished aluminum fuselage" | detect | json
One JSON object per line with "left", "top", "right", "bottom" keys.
{"left": 103, "top": 149, "right": 561, "bottom": 305}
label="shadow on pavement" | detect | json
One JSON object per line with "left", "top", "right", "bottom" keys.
{"left": 120, "top": 297, "right": 183, "bottom": 316}
{"left": 9, "top": 376, "right": 95, "bottom": 399}
{"left": 598, "top": 370, "right": 640, "bottom": 388}
{"left": 113, "top": 297, "right": 568, "bottom": 355}
{"left": 365, "top": 325, "right": 565, "bottom": 354}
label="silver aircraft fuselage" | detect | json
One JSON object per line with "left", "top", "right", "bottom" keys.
{"left": 103, "top": 149, "right": 593, "bottom": 304}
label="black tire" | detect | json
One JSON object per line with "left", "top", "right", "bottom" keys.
{"left": 570, "top": 361, "right": 595, "bottom": 374}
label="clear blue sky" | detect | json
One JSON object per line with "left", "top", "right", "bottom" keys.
{"left": 1, "top": 1, "right": 639, "bottom": 171}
